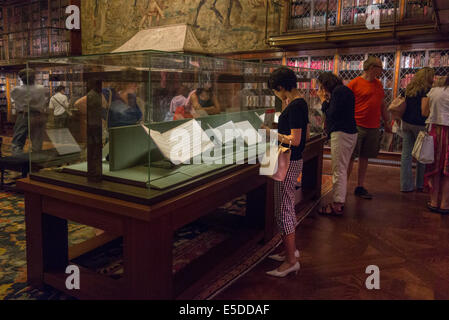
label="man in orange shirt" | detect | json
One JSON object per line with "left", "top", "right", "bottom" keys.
{"left": 347, "top": 57, "right": 392, "bottom": 199}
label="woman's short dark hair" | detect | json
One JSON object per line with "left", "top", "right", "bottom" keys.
{"left": 317, "top": 72, "right": 343, "bottom": 94}
{"left": 196, "top": 87, "right": 212, "bottom": 96}
{"left": 56, "top": 85, "right": 65, "bottom": 93}
{"left": 268, "top": 67, "right": 297, "bottom": 92}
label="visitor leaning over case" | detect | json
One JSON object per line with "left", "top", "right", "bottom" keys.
{"left": 262, "top": 67, "right": 309, "bottom": 278}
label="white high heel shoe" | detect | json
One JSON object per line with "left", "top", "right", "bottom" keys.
{"left": 266, "top": 262, "right": 300, "bottom": 278}
{"left": 268, "top": 250, "right": 300, "bottom": 262}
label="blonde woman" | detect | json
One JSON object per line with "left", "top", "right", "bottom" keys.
{"left": 400, "top": 67, "right": 435, "bottom": 192}
{"left": 423, "top": 76, "right": 449, "bottom": 214}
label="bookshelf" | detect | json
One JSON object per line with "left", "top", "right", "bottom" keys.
{"left": 1, "top": 0, "right": 76, "bottom": 60}
{"left": 311, "top": 55, "right": 335, "bottom": 72}
{"left": 0, "top": 7, "right": 5, "bottom": 61}
{"left": 399, "top": 49, "right": 449, "bottom": 93}
{"left": 398, "top": 50, "right": 427, "bottom": 95}
{"left": 338, "top": 53, "right": 366, "bottom": 84}
{"left": 341, "top": 0, "right": 398, "bottom": 26}
{"left": 0, "top": 0, "right": 81, "bottom": 124}
{"left": 0, "top": 74, "right": 6, "bottom": 112}
{"left": 287, "top": 55, "right": 332, "bottom": 133}
{"left": 338, "top": 52, "right": 395, "bottom": 105}
{"left": 428, "top": 49, "right": 449, "bottom": 85}
{"left": 287, "top": 0, "right": 435, "bottom": 32}
{"left": 289, "top": 0, "right": 338, "bottom": 30}
{"left": 405, "top": 0, "right": 434, "bottom": 21}
{"left": 0, "top": 72, "right": 19, "bottom": 123}
{"left": 0, "top": 72, "right": 6, "bottom": 133}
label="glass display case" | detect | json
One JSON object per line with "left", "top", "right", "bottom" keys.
{"left": 24, "top": 50, "right": 322, "bottom": 200}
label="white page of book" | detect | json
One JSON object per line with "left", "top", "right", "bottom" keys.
{"left": 256, "top": 112, "right": 281, "bottom": 124}
{"left": 275, "top": 112, "right": 280, "bottom": 123}
{"left": 234, "top": 120, "right": 263, "bottom": 146}
{"left": 207, "top": 121, "right": 240, "bottom": 145}
{"left": 143, "top": 120, "right": 214, "bottom": 164}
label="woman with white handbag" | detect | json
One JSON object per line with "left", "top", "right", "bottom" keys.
{"left": 422, "top": 76, "right": 449, "bottom": 214}
{"left": 262, "top": 68, "right": 309, "bottom": 277}
{"left": 399, "top": 67, "right": 434, "bottom": 193}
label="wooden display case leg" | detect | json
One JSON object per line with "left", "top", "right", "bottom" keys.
{"left": 314, "top": 151, "right": 323, "bottom": 199}
{"left": 264, "top": 179, "right": 276, "bottom": 243}
{"left": 123, "top": 216, "right": 173, "bottom": 299}
{"left": 303, "top": 154, "right": 323, "bottom": 200}
{"left": 246, "top": 184, "right": 266, "bottom": 229}
{"left": 25, "top": 193, "right": 68, "bottom": 287}
{"left": 42, "top": 214, "right": 69, "bottom": 271}
{"left": 25, "top": 193, "right": 44, "bottom": 287}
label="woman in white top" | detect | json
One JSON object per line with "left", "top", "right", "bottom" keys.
{"left": 422, "top": 76, "right": 449, "bottom": 214}
{"left": 49, "top": 85, "right": 70, "bottom": 128}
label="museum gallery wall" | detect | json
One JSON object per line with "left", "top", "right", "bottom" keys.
{"left": 81, "top": 0, "right": 283, "bottom": 55}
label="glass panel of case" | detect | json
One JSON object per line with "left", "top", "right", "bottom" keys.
{"left": 25, "top": 50, "right": 320, "bottom": 197}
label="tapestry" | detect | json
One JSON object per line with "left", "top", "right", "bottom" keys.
{"left": 82, "top": 0, "right": 284, "bottom": 54}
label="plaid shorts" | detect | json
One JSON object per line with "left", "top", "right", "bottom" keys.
{"left": 274, "top": 159, "right": 303, "bottom": 236}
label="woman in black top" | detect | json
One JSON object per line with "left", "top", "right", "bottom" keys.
{"left": 400, "top": 67, "right": 434, "bottom": 192}
{"left": 189, "top": 87, "right": 221, "bottom": 115}
{"left": 262, "top": 67, "right": 309, "bottom": 278}
{"left": 317, "top": 72, "right": 358, "bottom": 216}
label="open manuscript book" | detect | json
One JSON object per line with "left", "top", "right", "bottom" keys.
{"left": 141, "top": 119, "right": 263, "bottom": 165}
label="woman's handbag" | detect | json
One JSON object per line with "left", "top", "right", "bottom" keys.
{"left": 412, "top": 126, "right": 434, "bottom": 164}
{"left": 260, "top": 137, "right": 292, "bottom": 182}
{"left": 388, "top": 96, "right": 406, "bottom": 120}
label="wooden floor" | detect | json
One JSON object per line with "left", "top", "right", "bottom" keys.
{"left": 214, "top": 160, "right": 449, "bottom": 300}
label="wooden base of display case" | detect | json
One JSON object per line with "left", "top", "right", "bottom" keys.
{"left": 17, "top": 137, "right": 325, "bottom": 299}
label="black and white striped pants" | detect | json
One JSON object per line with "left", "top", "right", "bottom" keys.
{"left": 274, "top": 159, "right": 303, "bottom": 236}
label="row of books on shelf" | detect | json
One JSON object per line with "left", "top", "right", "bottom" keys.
{"left": 406, "top": 3, "right": 433, "bottom": 18}
{"left": 339, "top": 60, "right": 364, "bottom": 71}
{"left": 342, "top": 8, "right": 395, "bottom": 25}
{"left": 7, "top": 41, "right": 70, "bottom": 58}
{"left": 241, "top": 95, "right": 276, "bottom": 108}
{"left": 311, "top": 60, "right": 334, "bottom": 71}
{"left": 289, "top": 57, "right": 394, "bottom": 73}
{"left": 428, "top": 53, "right": 449, "bottom": 68}
{"left": 400, "top": 54, "right": 426, "bottom": 69}
{"left": 290, "top": 1, "right": 337, "bottom": 15}
{"left": 399, "top": 74, "right": 445, "bottom": 89}
{"left": 3, "top": 1, "right": 70, "bottom": 33}
{"left": 287, "top": 59, "right": 309, "bottom": 68}
{"left": 342, "top": 0, "right": 394, "bottom": 6}
{"left": 287, "top": 60, "right": 334, "bottom": 71}
{"left": 290, "top": 16, "right": 336, "bottom": 29}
